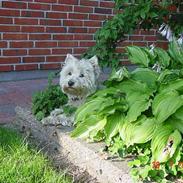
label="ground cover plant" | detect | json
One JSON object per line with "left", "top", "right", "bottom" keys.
{"left": 72, "top": 40, "right": 183, "bottom": 182}
{"left": 0, "top": 126, "right": 71, "bottom": 183}
{"left": 32, "top": 74, "right": 68, "bottom": 121}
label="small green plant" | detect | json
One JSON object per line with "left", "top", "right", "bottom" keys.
{"left": 72, "top": 41, "right": 183, "bottom": 182}
{"left": 32, "top": 73, "right": 68, "bottom": 121}
{"left": 0, "top": 127, "right": 71, "bottom": 183}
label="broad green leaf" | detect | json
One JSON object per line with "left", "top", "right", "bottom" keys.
{"left": 126, "top": 46, "right": 150, "bottom": 67}
{"left": 151, "top": 124, "right": 182, "bottom": 163}
{"left": 159, "top": 79, "right": 183, "bottom": 94}
{"left": 157, "top": 70, "right": 180, "bottom": 84}
{"left": 152, "top": 90, "right": 183, "bottom": 123}
{"left": 168, "top": 39, "right": 183, "bottom": 65}
{"left": 71, "top": 115, "right": 107, "bottom": 140}
{"left": 125, "top": 98, "right": 152, "bottom": 123}
{"left": 104, "top": 112, "right": 125, "bottom": 144}
{"left": 154, "top": 47, "right": 170, "bottom": 68}
{"left": 168, "top": 117, "right": 183, "bottom": 134}
{"left": 120, "top": 116, "right": 156, "bottom": 146}
{"left": 131, "top": 68, "right": 158, "bottom": 90}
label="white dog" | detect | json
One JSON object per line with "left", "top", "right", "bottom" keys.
{"left": 42, "top": 54, "right": 100, "bottom": 126}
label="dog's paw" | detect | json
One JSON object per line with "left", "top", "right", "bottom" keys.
{"left": 50, "top": 108, "right": 63, "bottom": 116}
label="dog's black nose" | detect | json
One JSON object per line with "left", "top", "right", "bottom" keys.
{"left": 68, "top": 80, "right": 74, "bottom": 87}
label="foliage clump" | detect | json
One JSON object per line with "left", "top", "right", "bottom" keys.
{"left": 72, "top": 40, "right": 183, "bottom": 182}
{"left": 32, "top": 74, "right": 68, "bottom": 121}
{"left": 84, "top": 0, "right": 183, "bottom": 68}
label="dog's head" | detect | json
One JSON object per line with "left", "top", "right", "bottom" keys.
{"left": 60, "top": 54, "right": 100, "bottom": 98}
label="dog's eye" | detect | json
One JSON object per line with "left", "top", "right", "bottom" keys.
{"left": 68, "top": 72, "right": 72, "bottom": 76}
{"left": 79, "top": 74, "right": 84, "bottom": 77}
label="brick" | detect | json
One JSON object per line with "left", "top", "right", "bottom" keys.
{"left": 157, "top": 42, "right": 168, "bottom": 49}
{"left": 68, "top": 27, "right": 87, "bottom": 33}
{"left": 10, "top": 41, "right": 33, "bottom": 48}
{"left": 52, "top": 48, "right": 72, "bottom": 54}
{"left": 47, "top": 12, "right": 67, "bottom": 19}
{"left": 100, "top": 1, "right": 114, "bottom": 8}
{"left": 68, "top": 13, "right": 88, "bottom": 19}
{"left": 21, "top": 11, "right": 44, "bottom": 17}
{"left": 29, "top": 49, "right": 51, "bottom": 55}
{"left": 0, "top": 9, "right": 20, "bottom": 16}
{"left": 21, "top": 26, "right": 44, "bottom": 32}
{"left": 0, "top": 42, "right": 7, "bottom": 48}
{"left": 116, "top": 47, "right": 125, "bottom": 53}
{"left": 80, "top": 0, "right": 98, "bottom": 7}
{"left": 46, "top": 27, "right": 66, "bottom": 33}
{"left": 23, "top": 57, "right": 45, "bottom": 63}
{"left": 15, "top": 64, "right": 38, "bottom": 71}
{"left": 58, "top": 41, "right": 78, "bottom": 47}
{"left": 84, "top": 21, "right": 101, "bottom": 27}
{"left": 89, "top": 14, "right": 106, "bottom": 20}
{"left": 95, "top": 8, "right": 112, "bottom": 14}
{"left": 63, "top": 20, "right": 83, "bottom": 26}
{"left": 133, "top": 42, "right": 147, "bottom": 46}
{"left": 53, "top": 34, "right": 74, "bottom": 40}
{"left": 35, "top": 41, "right": 57, "bottom": 48}
{"left": 2, "top": 1, "right": 27, "bottom": 9}
{"left": 15, "top": 18, "right": 38, "bottom": 25}
{"left": 46, "top": 56, "right": 65, "bottom": 62}
{"left": 28, "top": 3, "right": 50, "bottom": 10}
{"left": 129, "top": 36, "right": 144, "bottom": 41}
{"left": 52, "top": 4, "right": 72, "bottom": 11}
{"left": 34, "top": 0, "right": 57, "bottom": 2}
{"left": 88, "top": 28, "right": 98, "bottom": 33}
{"left": 144, "top": 36, "right": 157, "bottom": 41}
{"left": 0, "top": 17, "right": 13, "bottom": 24}
{"left": 3, "top": 33, "right": 28, "bottom": 40}
{"left": 74, "top": 6, "right": 93, "bottom": 13}
{"left": 40, "top": 63, "right": 61, "bottom": 70}
{"left": 0, "top": 25, "right": 20, "bottom": 32}
{"left": 0, "top": 57, "right": 20, "bottom": 64}
{"left": 73, "top": 48, "right": 87, "bottom": 54}
{"left": 80, "top": 41, "right": 95, "bottom": 47}
{"left": 58, "top": 0, "right": 78, "bottom": 5}
{"left": 40, "top": 19, "right": 61, "bottom": 26}
{"left": 29, "top": 34, "right": 51, "bottom": 40}
{"left": 74, "top": 34, "right": 93, "bottom": 40}
{"left": 140, "top": 30, "right": 155, "bottom": 35}
{"left": 3, "top": 49, "right": 27, "bottom": 56}
{"left": 0, "top": 65, "right": 13, "bottom": 72}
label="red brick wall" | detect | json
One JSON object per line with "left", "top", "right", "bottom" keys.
{"left": 0, "top": 0, "right": 159, "bottom": 72}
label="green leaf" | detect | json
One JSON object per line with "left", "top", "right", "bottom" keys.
{"left": 120, "top": 116, "right": 156, "bottom": 146}
{"left": 154, "top": 47, "right": 170, "bottom": 68}
{"left": 131, "top": 68, "right": 158, "bottom": 90}
{"left": 126, "top": 46, "right": 150, "bottom": 67}
{"left": 151, "top": 124, "right": 182, "bottom": 163}
{"left": 159, "top": 79, "right": 183, "bottom": 94}
{"left": 104, "top": 112, "right": 125, "bottom": 144}
{"left": 152, "top": 90, "right": 183, "bottom": 123}
{"left": 71, "top": 115, "right": 107, "bottom": 140}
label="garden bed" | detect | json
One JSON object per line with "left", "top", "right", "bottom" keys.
{"left": 15, "top": 106, "right": 132, "bottom": 183}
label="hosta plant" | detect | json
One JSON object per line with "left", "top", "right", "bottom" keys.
{"left": 72, "top": 40, "right": 183, "bottom": 182}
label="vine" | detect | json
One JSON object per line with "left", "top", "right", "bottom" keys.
{"left": 84, "top": 0, "right": 183, "bottom": 68}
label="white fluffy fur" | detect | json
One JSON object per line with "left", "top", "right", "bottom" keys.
{"left": 42, "top": 54, "right": 100, "bottom": 126}
{"left": 60, "top": 54, "right": 100, "bottom": 106}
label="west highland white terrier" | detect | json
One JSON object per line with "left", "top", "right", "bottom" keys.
{"left": 42, "top": 54, "right": 100, "bottom": 126}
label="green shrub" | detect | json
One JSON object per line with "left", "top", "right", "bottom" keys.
{"left": 72, "top": 41, "right": 183, "bottom": 182}
{"left": 32, "top": 74, "right": 68, "bottom": 121}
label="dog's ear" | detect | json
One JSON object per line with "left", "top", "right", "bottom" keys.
{"left": 65, "top": 54, "right": 78, "bottom": 64}
{"left": 88, "top": 56, "right": 100, "bottom": 79}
